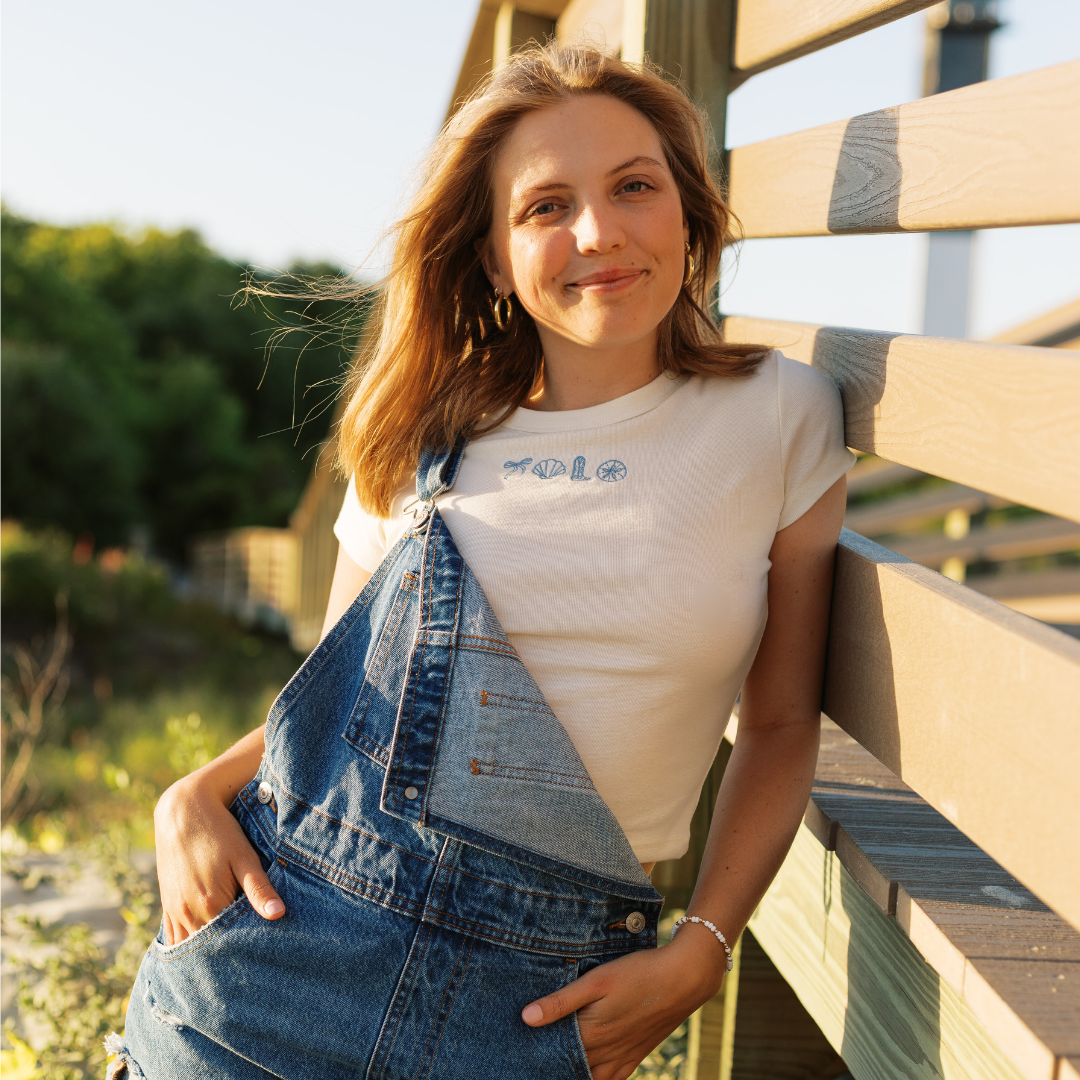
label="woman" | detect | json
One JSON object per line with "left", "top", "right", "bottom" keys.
{"left": 113, "top": 43, "right": 851, "bottom": 1080}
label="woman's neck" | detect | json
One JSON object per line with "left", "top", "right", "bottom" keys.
{"left": 525, "top": 329, "right": 661, "bottom": 412}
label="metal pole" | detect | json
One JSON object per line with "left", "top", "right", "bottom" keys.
{"left": 921, "top": 0, "right": 1001, "bottom": 339}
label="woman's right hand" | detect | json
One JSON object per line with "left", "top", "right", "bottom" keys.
{"left": 153, "top": 725, "right": 285, "bottom": 944}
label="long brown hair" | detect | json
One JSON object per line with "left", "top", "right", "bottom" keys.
{"left": 339, "top": 42, "right": 765, "bottom": 515}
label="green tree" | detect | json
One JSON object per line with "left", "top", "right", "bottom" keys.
{"left": 1, "top": 209, "right": 359, "bottom": 558}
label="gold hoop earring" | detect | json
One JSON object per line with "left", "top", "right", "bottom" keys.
{"left": 492, "top": 290, "right": 513, "bottom": 331}
{"left": 683, "top": 242, "right": 695, "bottom": 288}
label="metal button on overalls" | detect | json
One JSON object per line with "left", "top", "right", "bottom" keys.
{"left": 257, "top": 781, "right": 274, "bottom": 805}
{"left": 625, "top": 911, "right": 646, "bottom": 934}
{"left": 404, "top": 786, "right": 419, "bottom": 800}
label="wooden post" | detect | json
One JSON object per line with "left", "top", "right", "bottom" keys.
{"left": 630, "top": 3, "right": 737, "bottom": 1072}
{"left": 493, "top": 3, "right": 557, "bottom": 66}
{"left": 624, "top": 0, "right": 735, "bottom": 153}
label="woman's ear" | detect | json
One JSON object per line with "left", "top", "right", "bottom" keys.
{"left": 474, "top": 237, "right": 512, "bottom": 297}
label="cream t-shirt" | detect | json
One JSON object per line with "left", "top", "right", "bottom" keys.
{"left": 334, "top": 351, "right": 854, "bottom": 863}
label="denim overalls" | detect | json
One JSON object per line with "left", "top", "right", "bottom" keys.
{"left": 115, "top": 441, "right": 664, "bottom": 1080}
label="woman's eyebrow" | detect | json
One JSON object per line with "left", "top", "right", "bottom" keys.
{"left": 606, "top": 155, "right": 666, "bottom": 176}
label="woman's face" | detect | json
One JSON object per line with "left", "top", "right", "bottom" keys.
{"left": 482, "top": 94, "right": 687, "bottom": 355}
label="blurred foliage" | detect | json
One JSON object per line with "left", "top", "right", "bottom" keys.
{"left": 1, "top": 208, "right": 366, "bottom": 557}
{"left": 1, "top": 523, "right": 299, "bottom": 824}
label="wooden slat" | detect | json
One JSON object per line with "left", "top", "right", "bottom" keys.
{"left": 727, "top": 62, "right": 1080, "bottom": 236}
{"left": 746, "top": 719, "right": 1080, "bottom": 1080}
{"left": 824, "top": 528, "right": 1080, "bottom": 930}
{"left": 990, "top": 297, "right": 1080, "bottom": 350}
{"left": 722, "top": 315, "right": 1080, "bottom": 523}
{"left": 843, "top": 482, "right": 1004, "bottom": 536}
{"left": 751, "top": 822, "right": 1030, "bottom": 1080}
{"left": 888, "top": 515, "right": 1080, "bottom": 568}
{"left": 968, "top": 567, "right": 1080, "bottom": 603}
{"left": 732, "top": 0, "right": 939, "bottom": 84}
{"left": 846, "top": 456, "right": 925, "bottom": 497}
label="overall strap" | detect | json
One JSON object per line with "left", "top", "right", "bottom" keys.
{"left": 415, "top": 434, "right": 468, "bottom": 503}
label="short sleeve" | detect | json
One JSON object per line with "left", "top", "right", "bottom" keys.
{"left": 776, "top": 353, "right": 855, "bottom": 530}
{"left": 333, "top": 478, "right": 394, "bottom": 573}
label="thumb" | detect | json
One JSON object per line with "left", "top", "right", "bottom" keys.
{"left": 521, "top": 973, "right": 603, "bottom": 1028}
{"left": 234, "top": 852, "right": 285, "bottom": 920}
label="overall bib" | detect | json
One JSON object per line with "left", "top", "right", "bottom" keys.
{"left": 115, "top": 441, "right": 665, "bottom": 1080}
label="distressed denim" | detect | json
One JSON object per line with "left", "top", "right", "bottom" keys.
{"left": 115, "top": 442, "right": 664, "bottom": 1079}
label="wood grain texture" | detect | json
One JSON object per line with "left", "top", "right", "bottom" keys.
{"left": 749, "top": 822, "right": 1030, "bottom": 1080}
{"left": 722, "top": 315, "right": 1080, "bottom": 522}
{"left": 801, "top": 722, "right": 1080, "bottom": 1080}
{"left": 727, "top": 62, "right": 1080, "bottom": 236}
{"left": 825, "top": 529, "right": 1080, "bottom": 931}
{"left": 732, "top": 0, "right": 938, "bottom": 80}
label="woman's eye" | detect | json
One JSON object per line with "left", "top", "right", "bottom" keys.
{"left": 620, "top": 180, "right": 652, "bottom": 194}
{"left": 529, "top": 201, "right": 561, "bottom": 218}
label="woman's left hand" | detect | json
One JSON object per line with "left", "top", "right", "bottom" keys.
{"left": 521, "top": 930, "right": 724, "bottom": 1080}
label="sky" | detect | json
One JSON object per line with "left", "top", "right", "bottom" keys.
{"left": 3, "top": 0, "right": 1077, "bottom": 339}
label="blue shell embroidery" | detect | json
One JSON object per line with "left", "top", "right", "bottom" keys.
{"left": 570, "top": 456, "right": 592, "bottom": 481}
{"left": 596, "top": 459, "right": 627, "bottom": 482}
{"left": 503, "top": 457, "right": 533, "bottom": 478}
{"left": 532, "top": 458, "right": 566, "bottom": 480}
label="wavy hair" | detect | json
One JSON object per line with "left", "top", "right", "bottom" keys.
{"left": 338, "top": 42, "right": 765, "bottom": 515}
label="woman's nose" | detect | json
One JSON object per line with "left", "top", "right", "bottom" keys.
{"left": 573, "top": 202, "right": 625, "bottom": 254}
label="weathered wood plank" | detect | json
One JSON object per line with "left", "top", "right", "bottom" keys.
{"left": 722, "top": 315, "right": 1080, "bottom": 523}
{"left": 727, "top": 62, "right": 1080, "bottom": 236}
{"left": 887, "top": 515, "right": 1080, "bottom": 568}
{"left": 732, "top": 0, "right": 938, "bottom": 83}
{"left": 843, "top": 482, "right": 1004, "bottom": 537}
{"left": 825, "top": 529, "right": 1080, "bottom": 930}
{"left": 967, "top": 567, "right": 1080, "bottom": 602}
{"left": 750, "top": 821, "right": 1030, "bottom": 1080}
{"left": 990, "top": 297, "right": 1080, "bottom": 350}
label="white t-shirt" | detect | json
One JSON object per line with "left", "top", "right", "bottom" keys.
{"left": 334, "top": 351, "right": 854, "bottom": 862}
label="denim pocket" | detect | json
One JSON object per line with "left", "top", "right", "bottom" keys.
{"left": 469, "top": 690, "right": 595, "bottom": 791}
{"left": 150, "top": 892, "right": 253, "bottom": 961}
{"left": 342, "top": 568, "right": 420, "bottom": 765}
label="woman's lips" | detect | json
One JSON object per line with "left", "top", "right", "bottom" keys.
{"left": 568, "top": 267, "right": 644, "bottom": 292}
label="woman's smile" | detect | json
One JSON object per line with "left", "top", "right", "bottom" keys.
{"left": 566, "top": 265, "right": 647, "bottom": 295}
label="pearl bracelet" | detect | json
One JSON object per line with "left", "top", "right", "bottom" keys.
{"left": 670, "top": 915, "right": 734, "bottom": 972}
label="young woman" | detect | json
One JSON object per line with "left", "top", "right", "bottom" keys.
{"left": 113, "top": 43, "right": 851, "bottom": 1080}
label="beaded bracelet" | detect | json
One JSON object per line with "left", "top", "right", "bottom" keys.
{"left": 670, "top": 915, "right": 734, "bottom": 971}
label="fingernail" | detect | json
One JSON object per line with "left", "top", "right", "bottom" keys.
{"left": 521, "top": 1003, "right": 543, "bottom": 1025}
{"left": 264, "top": 899, "right": 285, "bottom": 916}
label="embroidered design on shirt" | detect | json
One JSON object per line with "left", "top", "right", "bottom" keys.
{"left": 532, "top": 458, "right": 567, "bottom": 479}
{"left": 503, "top": 457, "right": 533, "bottom": 478}
{"left": 570, "top": 456, "right": 592, "bottom": 482}
{"left": 596, "top": 459, "right": 627, "bottom": 482}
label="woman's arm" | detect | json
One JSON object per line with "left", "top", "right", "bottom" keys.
{"left": 521, "top": 476, "right": 847, "bottom": 1080}
{"left": 155, "top": 544, "right": 371, "bottom": 944}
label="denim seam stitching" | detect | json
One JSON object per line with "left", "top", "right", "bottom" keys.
{"left": 277, "top": 839, "right": 429, "bottom": 918}
{"left": 261, "top": 765, "right": 441, "bottom": 869}
{"left": 416, "top": 931, "right": 475, "bottom": 1078}
{"left": 482, "top": 692, "right": 555, "bottom": 714}
{"left": 470, "top": 761, "right": 595, "bottom": 789}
